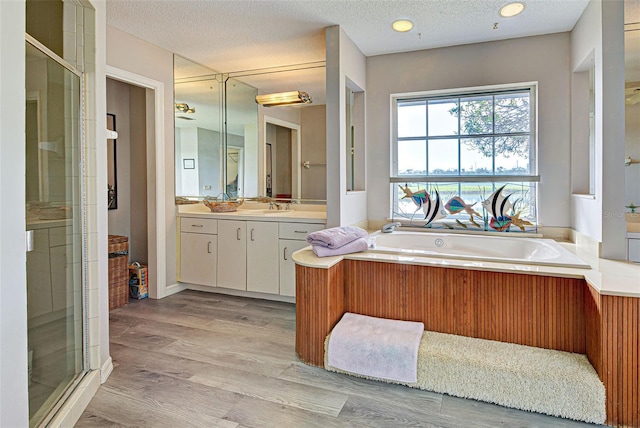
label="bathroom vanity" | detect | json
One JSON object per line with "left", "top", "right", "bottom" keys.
{"left": 177, "top": 203, "right": 325, "bottom": 301}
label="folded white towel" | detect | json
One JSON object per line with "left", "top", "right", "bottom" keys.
{"left": 327, "top": 313, "right": 424, "bottom": 383}
{"left": 306, "top": 226, "right": 368, "bottom": 249}
{"left": 312, "top": 237, "right": 368, "bottom": 257}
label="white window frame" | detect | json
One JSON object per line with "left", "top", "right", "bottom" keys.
{"left": 390, "top": 82, "right": 539, "bottom": 184}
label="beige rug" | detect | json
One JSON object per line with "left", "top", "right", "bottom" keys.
{"left": 325, "top": 331, "right": 606, "bottom": 424}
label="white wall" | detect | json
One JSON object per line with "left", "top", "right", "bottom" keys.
{"left": 177, "top": 127, "right": 200, "bottom": 195}
{"left": 571, "top": 0, "right": 626, "bottom": 259}
{"left": 106, "top": 25, "right": 177, "bottom": 291}
{"left": 0, "top": 1, "right": 29, "bottom": 425}
{"left": 366, "top": 33, "right": 571, "bottom": 229}
{"left": 326, "top": 26, "right": 367, "bottom": 227}
{"left": 106, "top": 78, "right": 132, "bottom": 238}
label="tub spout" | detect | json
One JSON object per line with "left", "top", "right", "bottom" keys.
{"left": 381, "top": 222, "right": 402, "bottom": 233}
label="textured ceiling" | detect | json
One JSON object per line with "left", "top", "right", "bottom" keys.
{"left": 107, "top": 0, "right": 591, "bottom": 74}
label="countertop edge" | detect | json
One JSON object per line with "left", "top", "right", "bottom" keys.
{"left": 292, "top": 248, "right": 640, "bottom": 298}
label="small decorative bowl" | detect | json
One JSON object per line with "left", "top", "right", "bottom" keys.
{"left": 203, "top": 198, "right": 244, "bottom": 212}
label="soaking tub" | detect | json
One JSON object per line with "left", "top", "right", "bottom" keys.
{"left": 368, "top": 230, "right": 591, "bottom": 269}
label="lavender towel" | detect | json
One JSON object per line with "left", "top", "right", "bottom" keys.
{"left": 306, "top": 226, "right": 368, "bottom": 249}
{"left": 312, "top": 237, "right": 368, "bottom": 257}
{"left": 327, "top": 313, "right": 424, "bottom": 383}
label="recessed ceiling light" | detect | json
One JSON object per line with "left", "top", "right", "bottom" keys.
{"left": 499, "top": 2, "right": 525, "bottom": 18}
{"left": 392, "top": 19, "right": 413, "bottom": 32}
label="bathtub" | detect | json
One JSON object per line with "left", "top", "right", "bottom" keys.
{"left": 368, "top": 231, "right": 591, "bottom": 269}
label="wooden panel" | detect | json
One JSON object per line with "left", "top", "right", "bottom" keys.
{"left": 295, "top": 264, "right": 344, "bottom": 366}
{"left": 600, "top": 294, "right": 640, "bottom": 427}
{"left": 584, "top": 284, "right": 603, "bottom": 377}
{"left": 343, "top": 260, "right": 585, "bottom": 353}
{"left": 296, "top": 259, "right": 640, "bottom": 426}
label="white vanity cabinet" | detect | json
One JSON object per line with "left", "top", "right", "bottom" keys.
{"left": 180, "top": 218, "right": 218, "bottom": 287}
{"left": 246, "top": 221, "right": 280, "bottom": 294}
{"left": 217, "top": 220, "right": 280, "bottom": 293}
{"left": 216, "top": 220, "right": 246, "bottom": 290}
{"left": 179, "top": 213, "right": 325, "bottom": 300}
{"left": 278, "top": 222, "right": 324, "bottom": 297}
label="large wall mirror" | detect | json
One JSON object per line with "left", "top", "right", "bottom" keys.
{"left": 174, "top": 56, "right": 258, "bottom": 199}
{"left": 174, "top": 55, "right": 327, "bottom": 203}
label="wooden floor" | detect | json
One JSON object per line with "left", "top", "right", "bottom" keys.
{"left": 77, "top": 290, "right": 601, "bottom": 428}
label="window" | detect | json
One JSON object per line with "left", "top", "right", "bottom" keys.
{"left": 391, "top": 84, "right": 538, "bottom": 232}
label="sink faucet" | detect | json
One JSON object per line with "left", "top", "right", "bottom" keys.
{"left": 381, "top": 222, "right": 402, "bottom": 233}
{"left": 269, "top": 202, "right": 281, "bottom": 210}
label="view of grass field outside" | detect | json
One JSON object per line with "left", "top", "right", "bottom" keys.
{"left": 392, "top": 88, "right": 538, "bottom": 232}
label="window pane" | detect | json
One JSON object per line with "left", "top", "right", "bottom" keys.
{"left": 398, "top": 140, "right": 426, "bottom": 175}
{"left": 460, "top": 95, "right": 493, "bottom": 135}
{"left": 494, "top": 136, "right": 530, "bottom": 174}
{"left": 398, "top": 101, "right": 426, "bottom": 138}
{"left": 460, "top": 138, "right": 493, "bottom": 175}
{"left": 495, "top": 92, "right": 530, "bottom": 133}
{"left": 428, "top": 139, "right": 458, "bottom": 175}
{"left": 428, "top": 99, "right": 458, "bottom": 136}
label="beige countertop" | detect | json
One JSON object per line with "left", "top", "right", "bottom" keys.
{"left": 292, "top": 234, "right": 640, "bottom": 298}
{"left": 178, "top": 203, "right": 326, "bottom": 224}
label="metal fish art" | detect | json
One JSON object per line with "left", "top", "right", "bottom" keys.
{"left": 422, "top": 190, "right": 448, "bottom": 225}
{"left": 489, "top": 216, "right": 512, "bottom": 231}
{"left": 510, "top": 213, "right": 534, "bottom": 232}
{"left": 445, "top": 196, "right": 480, "bottom": 217}
{"left": 399, "top": 185, "right": 428, "bottom": 209}
{"left": 482, "top": 185, "right": 514, "bottom": 220}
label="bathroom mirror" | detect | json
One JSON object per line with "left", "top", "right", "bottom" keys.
{"left": 174, "top": 55, "right": 258, "bottom": 199}
{"left": 174, "top": 55, "right": 327, "bottom": 203}
{"left": 625, "top": 1, "right": 640, "bottom": 207}
{"left": 346, "top": 77, "right": 365, "bottom": 192}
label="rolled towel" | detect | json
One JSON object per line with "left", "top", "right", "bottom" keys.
{"left": 306, "top": 226, "right": 368, "bottom": 249}
{"left": 312, "top": 237, "right": 369, "bottom": 257}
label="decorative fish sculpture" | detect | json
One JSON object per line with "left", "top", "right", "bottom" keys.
{"left": 490, "top": 216, "right": 512, "bottom": 231}
{"left": 510, "top": 212, "right": 534, "bottom": 232}
{"left": 399, "top": 185, "right": 428, "bottom": 209}
{"left": 482, "top": 185, "right": 514, "bottom": 220}
{"left": 422, "top": 190, "right": 448, "bottom": 225}
{"left": 445, "top": 196, "right": 480, "bottom": 217}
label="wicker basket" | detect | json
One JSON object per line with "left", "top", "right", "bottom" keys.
{"left": 108, "top": 235, "right": 129, "bottom": 310}
{"left": 203, "top": 198, "right": 244, "bottom": 212}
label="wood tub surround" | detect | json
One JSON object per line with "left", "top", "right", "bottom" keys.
{"left": 295, "top": 259, "right": 640, "bottom": 427}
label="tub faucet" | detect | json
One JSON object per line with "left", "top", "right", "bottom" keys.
{"left": 381, "top": 222, "right": 402, "bottom": 233}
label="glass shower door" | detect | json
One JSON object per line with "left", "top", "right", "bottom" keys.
{"left": 25, "top": 41, "right": 85, "bottom": 427}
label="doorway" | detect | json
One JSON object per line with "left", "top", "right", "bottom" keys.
{"left": 263, "top": 117, "right": 301, "bottom": 200}
{"left": 106, "top": 78, "right": 149, "bottom": 266}
{"left": 106, "top": 65, "right": 167, "bottom": 299}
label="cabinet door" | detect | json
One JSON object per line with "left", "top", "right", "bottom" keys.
{"left": 247, "top": 221, "right": 279, "bottom": 294}
{"left": 217, "top": 220, "right": 247, "bottom": 290}
{"left": 278, "top": 239, "right": 309, "bottom": 297}
{"left": 180, "top": 232, "right": 217, "bottom": 287}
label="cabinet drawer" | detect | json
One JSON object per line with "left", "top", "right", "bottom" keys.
{"left": 181, "top": 217, "right": 218, "bottom": 234}
{"left": 278, "top": 222, "right": 324, "bottom": 240}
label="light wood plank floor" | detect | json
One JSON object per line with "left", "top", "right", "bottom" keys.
{"left": 77, "top": 290, "right": 602, "bottom": 427}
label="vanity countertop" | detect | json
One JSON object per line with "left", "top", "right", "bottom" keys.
{"left": 292, "top": 234, "right": 640, "bottom": 298}
{"left": 178, "top": 203, "right": 326, "bottom": 224}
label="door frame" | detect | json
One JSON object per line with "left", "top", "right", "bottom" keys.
{"left": 105, "top": 65, "right": 166, "bottom": 299}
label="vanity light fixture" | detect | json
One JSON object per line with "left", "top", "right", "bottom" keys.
{"left": 255, "top": 91, "right": 312, "bottom": 107}
{"left": 499, "top": 2, "right": 525, "bottom": 18}
{"left": 392, "top": 19, "right": 413, "bottom": 32}
{"left": 175, "top": 102, "right": 195, "bottom": 113}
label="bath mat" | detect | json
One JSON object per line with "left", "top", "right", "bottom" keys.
{"left": 326, "top": 312, "right": 424, "bottom": 383}
{"left": 325, "top": 330, "right": 605, "bottom": 424}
